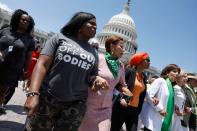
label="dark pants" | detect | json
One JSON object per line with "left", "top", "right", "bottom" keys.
{"left": 25, "top": 92, "right": 86, "bottom": 131}
{"left": 189, "top": 113, "right": 197, "bottom": 131}
{"left": 0, "top": 85, "right": 9, "bottom": 105}
{"left": 111, "top": 100, "right": 139, "bottom": 131}
{"left": 4, "top": 86, "right": 16, "bottom": 105}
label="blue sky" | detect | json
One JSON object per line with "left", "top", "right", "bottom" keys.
{"left": 1, "top": 0, "right": 197, "bottom": 73}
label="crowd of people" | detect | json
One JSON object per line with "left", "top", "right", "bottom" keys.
{"left": 0, "top": 8, "right": 197, "bottom": 131}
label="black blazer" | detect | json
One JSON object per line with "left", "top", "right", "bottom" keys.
{"left": 124, "top": 68, "right": 147, "bottom": 114}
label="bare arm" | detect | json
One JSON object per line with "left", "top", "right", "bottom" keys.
{"left": 120, "top": 86, "right": 133, "bottom": 97}
{"left": 91, "top": 76, "right": 109, "bottom": 92}
{"left": 24, "top": 55, "right": 53, "bottom": 116}
{"left": 29, "top": 55, "right": 53, "bottom": 92}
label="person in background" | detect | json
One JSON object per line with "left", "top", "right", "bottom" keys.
{"left": 171, "top": 71, "right": 188, "bottom": 131}
{"left": 0, "top": 23, "right": 10, "bottom": 111}
{"left": 182, "top": 74, "right": 197, "bottom": 131}
{"left": 79, "top": 35, "right": 132, "bottom": 131}
{"left": 89, "top": 37, "right": 99, "bottom": 51}
{"left": 0, "top": 9, "right": 35, "bottom": 114}
{"left": 110, "top": 52, "right": 150, "bottom": 131}
{"left": 24, "top": 12, "right": 108, "bottom": 131}
{"left": 141, "top": 64, "right": 180, "bottom": 131}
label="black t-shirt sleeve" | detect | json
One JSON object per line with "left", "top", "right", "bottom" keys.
{"left": 27, "top": 37, "right": 36, "bottom": 52}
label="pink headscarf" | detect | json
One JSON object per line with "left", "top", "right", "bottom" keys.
{"left": 130, "top": 52, "right": 149, "bottom": 66}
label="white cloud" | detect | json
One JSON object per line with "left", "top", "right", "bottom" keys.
{"left": 0, "top": 2, "right": 12, "bottom": 12}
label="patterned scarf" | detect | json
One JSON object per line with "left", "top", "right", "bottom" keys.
{"left": 104, "top": 52, "right": 120, "bottom": 79}
{"left": 161, "top": 78, "right": 174, "bottom": 131}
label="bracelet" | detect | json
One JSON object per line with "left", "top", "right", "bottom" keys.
{"left": 26, "top": 91, "right": 40, "bottom": 97}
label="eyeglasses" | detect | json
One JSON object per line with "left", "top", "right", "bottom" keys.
{"left": 144, "top": 58, "right": 150, "bottom": 63}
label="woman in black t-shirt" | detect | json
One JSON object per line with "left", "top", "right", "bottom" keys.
{"left": 24, "top": 12, "right": 109, "bottom": 131}
{"left": 0, "top": 9, "right": 35, "bottom": 113}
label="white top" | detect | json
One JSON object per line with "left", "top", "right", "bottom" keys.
{"left": 174, "top": 85, "right": 186, "bottom": 113}
{"left": 171, "top": 85, "right": 187, "bottom": 131}
{"left": 140, "top": 78, "right": 170, "bottom": 131}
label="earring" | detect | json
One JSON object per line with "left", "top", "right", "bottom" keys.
{"left": 111, "top": 48, "right": 114, "bottom": 55}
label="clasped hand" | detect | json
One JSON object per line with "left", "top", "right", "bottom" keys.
{"left": 91, "top": 76, "right": 109, "bottom": 92}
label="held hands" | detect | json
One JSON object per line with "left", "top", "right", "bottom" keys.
{"left": 184, "top": 106, "right": 191, "bottom": 114}
{"left": 121, "top": 87, "right": 133, "bottom": 99}
{"left": 159, "top": 110, "right": 167, "bottom": 117}
{"left": 175, "top": 106, "right": 183, "bottom": 116}
{"left": 119, "top": 87, "right": 133, "bottom": 107}
{"left": 91, "top": 76, "right": 109, "bottom": 92}
{"left": 120, "top": 98, "right": 128, "bottom": 107}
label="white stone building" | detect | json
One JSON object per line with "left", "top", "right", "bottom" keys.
{"left": 0, "top": 8, "right": 11, "bottom": 27}
{"left": 97, "top": 0, "right": 137, "bottom": 63}
{"left": 96, "top": 0, "right": 160, "bottom": 77}
{"left": 0, "top": 1, "right": 160, "bottom": 77}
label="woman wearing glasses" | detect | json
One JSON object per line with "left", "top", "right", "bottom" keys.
{"left": 79, "top": 35, "right": 132, "bottom": 131}
{"left": 110, "top": 52, "right": 150, "bottom": 131}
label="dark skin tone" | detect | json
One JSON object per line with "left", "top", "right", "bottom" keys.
{"left": 24, "top": 18, "right": 109, "bottom": 116}
{"left": 18, "top": 14, "right": 32, "bottom": 80}
{"left": 0, "top": 14, "right": 32, "bottom": 105}
{"left": 17, "top": 14, "right": 30, "bottom": 33}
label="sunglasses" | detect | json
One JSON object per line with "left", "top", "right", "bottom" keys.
{"left": 144, "top": 58, "right": 150, "bottom": 63}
